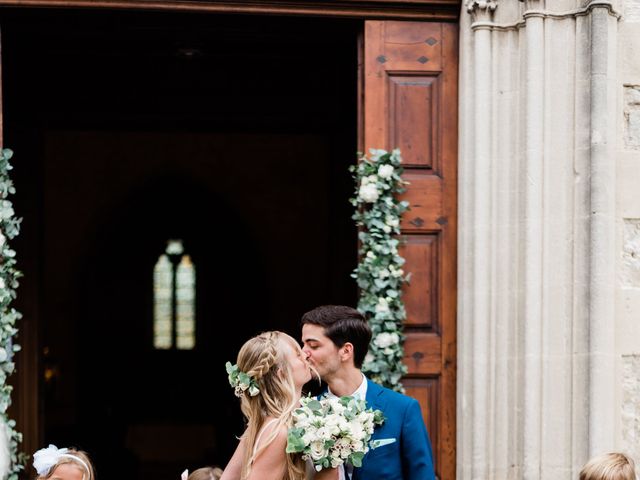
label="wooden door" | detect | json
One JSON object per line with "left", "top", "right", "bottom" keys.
{"left": 362, "top": 21, "right": 457, "bottom": 480}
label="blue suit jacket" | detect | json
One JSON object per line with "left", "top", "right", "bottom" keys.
{"left": 352, "top": 379, "right": 436, "bottom": 480}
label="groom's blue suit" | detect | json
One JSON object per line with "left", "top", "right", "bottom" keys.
{"left": 352, "top": 379, "right": 436, "bottom": 480}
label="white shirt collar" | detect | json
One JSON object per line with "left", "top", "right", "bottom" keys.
{"left": 327, "top": 373, "right": 368, "bottom": 401}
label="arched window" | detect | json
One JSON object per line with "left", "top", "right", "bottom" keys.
{"left": 153, "top": 239, "right": 196, "bottom": 350}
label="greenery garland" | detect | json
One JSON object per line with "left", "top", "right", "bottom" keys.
{"left": 350, "top": 148, "right": 409, "bottom": 393}
{"left": 0, "top": 149, "right": 25, "bottom": 479}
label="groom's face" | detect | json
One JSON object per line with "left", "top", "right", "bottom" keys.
{"left": 301, "top": 323, "right": 342, "bottom": 379}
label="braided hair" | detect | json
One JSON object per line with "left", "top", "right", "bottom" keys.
{"left": 235, "top": 331, "right": 305, "bottom": 480}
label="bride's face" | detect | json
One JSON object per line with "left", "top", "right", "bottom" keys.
{"left": 282, "top": 339, "right": 312, "bottom": 389}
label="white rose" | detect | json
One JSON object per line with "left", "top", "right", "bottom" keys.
{"left": 374, "top": 332, "right": 399, "bottom": 349}
{"left": 331, "top": 402, "right": 346, "bottom": 415}
{"left": 348, "top": 421, "right": 365, "bottom": 441}
{"left": 375, "top": 297, "right": 389, "bottom": 313}
{"left": 316, "top": 426, "right": 332, "bottom": 441}
{"left": 385, "top": 216, "right": 399, "bottom": 228}
{"left": 302, "top": 431, "right": 316, "bottom": 445}
{"left": 338, "top": 416, "right": 350, "bottom": 432}
{"left": 309, "top": 441, "right": 327, "bottom": 461}
{"left": 325, "top": 418, "right": 340, "bottom": 436}
{"left": 359, "top": 183, "right": 379, "bottom": 203}
{"left": 378, "top": 269, "right": 390, "bottom": 279}
{"left": 295, "top": 416, "right": 311, "bottom": 429}
{"left": 378, "top": 164, "right": 394, "bottom": 179}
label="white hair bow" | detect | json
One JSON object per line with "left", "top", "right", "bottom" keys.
{"left": 33, "top": 444, "right": 89, "bottom": 479}
{"left": 181, "top": 469, "right": 189, "bottom": 480}
{"left": 33, "top": 444, "right": 69, "bottom": 476}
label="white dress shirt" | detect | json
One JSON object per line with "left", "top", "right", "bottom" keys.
{"left": 326, "top": 372, "right": 368, "bottom": 401}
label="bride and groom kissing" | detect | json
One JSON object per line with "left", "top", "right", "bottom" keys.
{"left": 220, "top": 305, "right": 436, "bottom": 480}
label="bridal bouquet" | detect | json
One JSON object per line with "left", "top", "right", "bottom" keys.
{"left": 286, "top": 395, "right": 385, "bottom": 471}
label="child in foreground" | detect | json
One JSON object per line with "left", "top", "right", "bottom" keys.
{"left": 579, "top": 452, "right": 637, "bottom": 480}
{"left": 33, "top": 444, "right": 95, "bottom": 480}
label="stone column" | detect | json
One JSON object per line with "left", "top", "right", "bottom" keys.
{"left": 458, "top": 1, "right": 620, "bottom": 478}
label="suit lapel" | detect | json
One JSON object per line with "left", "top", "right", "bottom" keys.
{"left": 365, "top": 379, "right": 385, "bottom": 418}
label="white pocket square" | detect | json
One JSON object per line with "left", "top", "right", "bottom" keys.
{"left": 371, "top": 437, "right": 396, "bottom": 449}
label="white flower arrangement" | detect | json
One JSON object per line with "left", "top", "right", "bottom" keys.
{"left": 0, "top": 149, "right": 26, "bottom": 479}
{"left": 350, "top": 148, "right": 410, "bottom": 392}
{"left": 286, "top": 395, "right": 384, "bottom": 471}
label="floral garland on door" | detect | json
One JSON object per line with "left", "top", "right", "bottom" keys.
{"left": 350, "top": 148, "right": 409, "bottom": 393}
{"left": 0, "top": 149, "right": 25, "bottom": 479}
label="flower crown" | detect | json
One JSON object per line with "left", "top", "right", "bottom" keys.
{"left": 33, "top": 444, "right": 90, "bottom": 480}
{"left": 225, "top": 361, "right": 260, "bottom": 397}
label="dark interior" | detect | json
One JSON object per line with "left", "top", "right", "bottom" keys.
{"left": 2, "top": 8, "right": 359, "bottom": 479}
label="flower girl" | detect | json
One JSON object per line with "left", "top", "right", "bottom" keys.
{"left": 33, "top": 444, "right": 95, "bottom": 480}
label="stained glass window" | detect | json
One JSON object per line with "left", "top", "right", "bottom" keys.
{"left": 153, "top": 254, "right": 173, "bottom": 349}
{"left": 153, "top": 240, "right": 196, "bottom": 350}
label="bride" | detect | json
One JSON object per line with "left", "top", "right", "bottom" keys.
{"left": 220, "top": 331, "right": 338, "bottom": 480}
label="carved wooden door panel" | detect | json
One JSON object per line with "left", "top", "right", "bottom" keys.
{"left": 363, "top": 20, "right": 457, "bottom": 480}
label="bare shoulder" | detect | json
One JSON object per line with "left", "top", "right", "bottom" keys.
{"left": 257, "top": 419, "right": 287, "bottom": 445}
{"left": 247, "top": 422, "right": 289, "bottom": 480}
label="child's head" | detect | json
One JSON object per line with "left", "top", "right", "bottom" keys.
{"left": 187, "top": 467, "right": 223, "bottom": 480}
{"left": 33, "top": 445, "right": 94, "bottom": 480}
{"left": 579, "top": 452, "right": 636, "bottom": 480}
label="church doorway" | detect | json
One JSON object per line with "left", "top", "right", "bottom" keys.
{"left": 3, "top": 9, "right": 359, "bottom": 479}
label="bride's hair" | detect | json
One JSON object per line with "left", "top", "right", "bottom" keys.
{"left": 236, "top": 331, "right": 306, "bottom": 480}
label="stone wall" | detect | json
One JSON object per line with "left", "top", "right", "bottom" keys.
{"left": 617, "top": 2, "right": 640, "bottom": 475}
{"left": 459, "top": 1, "right": 624, "bottom": 478}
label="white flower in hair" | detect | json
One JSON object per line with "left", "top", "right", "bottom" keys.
{"left": 32, "top": 444, "right": 91, "bottom": 480}
{"left": 33, "top": 444, "right": 69, "bottom": 476}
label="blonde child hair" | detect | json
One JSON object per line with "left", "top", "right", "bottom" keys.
{"left": 34, "top": 446, "right": 95, "bottom": 480}
{"left": 579, "top": 452, "right": 637, "bottom": 480}
{"left": 234, "top": 331, "right": 306, "bottom": 480}
{"left": 187, "top": 466, "right": 223, "bottom": 480}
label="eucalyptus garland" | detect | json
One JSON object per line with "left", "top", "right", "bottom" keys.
{"left": 0, "top": 149, "right": 26, "bottom": 479}
{"left": 350, "top": 148, "right": 409, "bottom": 393}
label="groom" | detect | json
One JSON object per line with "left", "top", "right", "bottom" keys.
{"left": 301, "top": 305, "right": 436, "bottom": 480}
